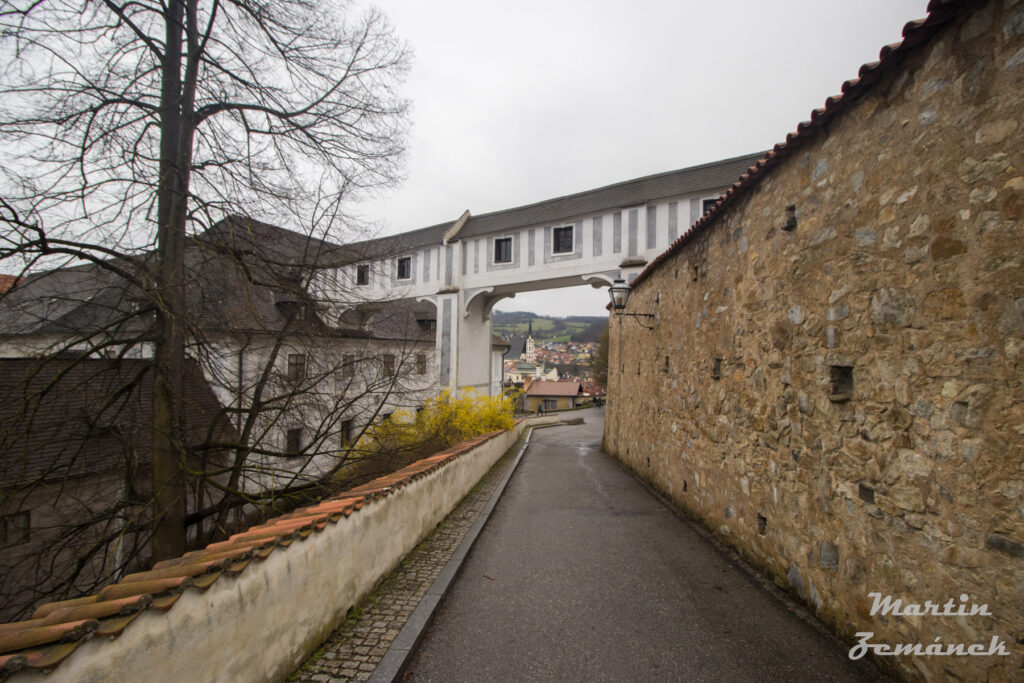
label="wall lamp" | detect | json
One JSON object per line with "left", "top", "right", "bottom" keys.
{"left": 608, "top": 278, "right": 656, "bottom": 329}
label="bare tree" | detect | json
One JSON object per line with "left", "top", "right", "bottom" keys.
{"left": 0, "top": 0, "right": 409, "bottom": 561}
{"left": 0, "top": 0, "right": 427, "bottom": 621}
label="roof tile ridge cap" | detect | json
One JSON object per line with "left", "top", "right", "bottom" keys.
{"left": 631, "top": 1, "right": 957, "bottom": 289}
{"left": 0, "top": 619, "right": 98, "bottom": 654}
{"left": 31, "top": 596, "right": 99, "bottom": 621}
{"left": 97, "top": 576, "right": 192, "bottom": 602}
{"left": 40, "top": 595, "right": 153, "bottom": 626}
{"left": 121, "top": 558, "right": 233, "bottom": 583}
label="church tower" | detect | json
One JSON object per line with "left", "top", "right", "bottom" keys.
{"left": 524, "top": 319, "right": 536, "bottom": 363}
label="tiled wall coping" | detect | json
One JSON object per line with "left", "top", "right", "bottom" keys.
{"left": 0, "top": 419, "right": 534, "bottom": 682}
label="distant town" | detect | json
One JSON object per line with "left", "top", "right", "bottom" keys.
{"left": 493, "top": 311, "right": 606, "bottom": 405}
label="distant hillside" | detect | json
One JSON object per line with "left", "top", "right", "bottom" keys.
{"left": 493, "top": 311, "right": 607, "bottom": 343}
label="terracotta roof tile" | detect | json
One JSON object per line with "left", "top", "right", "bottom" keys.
{"left": 0, "top": 620, "right": 97, "bottom": 654}
{"left": 39, "top": 596, "right": 151, "bottom": 625}
{"left": 94, "top": 613, "right": 145, "bottom": 638}
{"left": 95, "top": 576, "right": 192, "bottom": 602}
{"left": 31, "top": 596, "right": 99, "bottom": 621}
{"left": 0, "top": 419, "right": 512, "bottom": 674}
{"left": 632, "top": 0, "right": 968, "bottom": 289}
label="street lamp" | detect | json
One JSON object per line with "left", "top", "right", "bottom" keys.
{"left": 608, "top": 278, "right": 630, "bottom": 310}
{"left": 608, "top": 278, "right": 656, "bottom": 329}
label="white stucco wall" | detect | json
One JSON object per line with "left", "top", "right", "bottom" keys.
{"left": 12, "top": 421, "right": 532, "bottom": 683}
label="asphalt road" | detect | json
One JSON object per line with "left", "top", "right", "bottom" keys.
{"left": 404, "top": 408, "right": 877, "bottom": 682}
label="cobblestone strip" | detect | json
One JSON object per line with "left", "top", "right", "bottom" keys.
{"left": 290, "top": 442, "right": 523, "bottom": 682}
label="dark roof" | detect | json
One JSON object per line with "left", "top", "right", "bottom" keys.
{"left": 491, "top": 334, "right": 510, "bottom": 349}
{"left": 633, "top": 0, "right": 968, "bottom": 288}
{"left": 457, "top": 152, "right": 766, "bottom": 240}
{"left": 0, "top": 217, "right": 434, "bottom": 344}
{"left": 0, "top": 358, "right": 237, "bottom": 486}
{"left": 505, "top": 335, "right": 526, "bottom": 359}
{"left": 343, "top": 152, "right": 766, "bottom": 258}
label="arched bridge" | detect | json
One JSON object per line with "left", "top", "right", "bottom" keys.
{"left": 343, "top": 151, "right": 764, "bottom": 394}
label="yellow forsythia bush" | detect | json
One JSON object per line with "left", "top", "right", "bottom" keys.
{"left": 355, "top": 388, "right": 519, "bottom": 463}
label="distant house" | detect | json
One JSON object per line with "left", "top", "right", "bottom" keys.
{"left": 524, "top": 380, "right": 583, "bottom": 412}
{"left": 505, "top": 360, "right": 557, "bottom": 385}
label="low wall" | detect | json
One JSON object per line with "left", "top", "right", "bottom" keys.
{"left": 2, "top": 421, "right": 531, "bottom": 682}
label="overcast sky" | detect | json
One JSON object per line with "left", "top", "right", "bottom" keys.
{"left": 354, "top": 0, "right": 930, "bottom": 317}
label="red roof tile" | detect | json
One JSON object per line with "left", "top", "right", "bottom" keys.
{"left": 0, "top": 425, "right": 510, "bottom": 675}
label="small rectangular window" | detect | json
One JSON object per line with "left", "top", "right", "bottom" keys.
{"left": 2, "top": 511, "right": 30, "bottom": 545}
{"left": 381, "top": 412, "right": 393, "bottom": 423}
{"left": 341, "top": 353, "right": 355, "bottom": 379}
{"left": 396, "top": 257, "right": 412, "bottom": 280}
{"left": 383, "top": 354, "right": 396, "bottom": 376}
{"left": 494, "top": 237, "right": 512, "bottom": 263}
{"left": 340, "top": 419, "right": 353, "bottom": 447}
{"left": 829, "top": 365, "right": 853, "bottom": 402}
{"left": 286, "top": 428, "right": 303, "bottom": 455}
{"left": 544, "top": 398, "right": 558, "bottom": 410}
{"left": 356, "top": 264, "right": 370, "bottom": 286}
{"left": 416, "top": 353, "right": 427, "bottom": 375}
{"left": 287, "top": 353, "right": 306, "bottom": 381}
{"left": 702, "top": 197, "right": 718, "bottom": 215}
{"left": 552, "top": 226, "right": 574, "bottom": 254}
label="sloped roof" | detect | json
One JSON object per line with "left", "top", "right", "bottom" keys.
{"left": 0, "top": 358, "right": 238, "bottom": 487}
{"left": 633, "top": 0, "right": 970, "bottom": 288}
{"left": 458, "top": 152, "right": 766, "bottom": 240}
{"left": 343, "top": 152, "right": 767, "bottom": 258}
{"left": 0, "top": 217, "right": 433, "bottom": 345}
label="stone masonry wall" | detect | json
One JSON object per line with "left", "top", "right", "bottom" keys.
{"left": 605, "top": 2, "right": 1023, "bottom": 680}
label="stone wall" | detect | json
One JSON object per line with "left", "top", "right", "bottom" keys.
{"left": 604, "top": 2, "right": 1023, "bottom": 680}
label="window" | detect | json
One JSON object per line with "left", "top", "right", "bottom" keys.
{"left": 416, "top": 353, "right": 427, "bottom": 375}
{"left": 829, "top": 365, "right": 854, "bottom": 403}
{"left": 356, "top": 264, "right": 370, "bottom": 286}
{"left": 494, "top": 237, "right": 512, "bottom": 263}
{"left": 383, "top": 354, "right": 396, "bottom": 376}
{"left": 543, "top": 399, "right": 558, "bottom": 410}
{"left": 287, "top": 353, "right": 306, "bottom": 381}
{"left": 340, "top": 419, "right": 353, "bottom": 447}
{"left": 286, "top": 428, "right": 303, "bottom": 455}
{"left": 341, "top": 353, "right": 355, "bottom": 379}
{"left": 552, "top": 226, "right": 574, "bottom": 254}
{"left": 702, "top": 198, "right": 718, "bottom": 215}
{"left": 381, "top": 412, "right": 393, "bottom": 423}
{"left": 2, "top": 511, "right": 30, "bottom": 545}
{"left": 396, "top": 256, "right": 411, "bottom": 280}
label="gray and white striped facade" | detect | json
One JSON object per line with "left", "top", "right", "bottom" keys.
{"left": 326, "top": 152, "right": 765, "bottom": 395}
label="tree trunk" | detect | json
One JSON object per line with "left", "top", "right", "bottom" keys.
{"left": 151, "top": 0, "right": 189, "bottom": 561}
